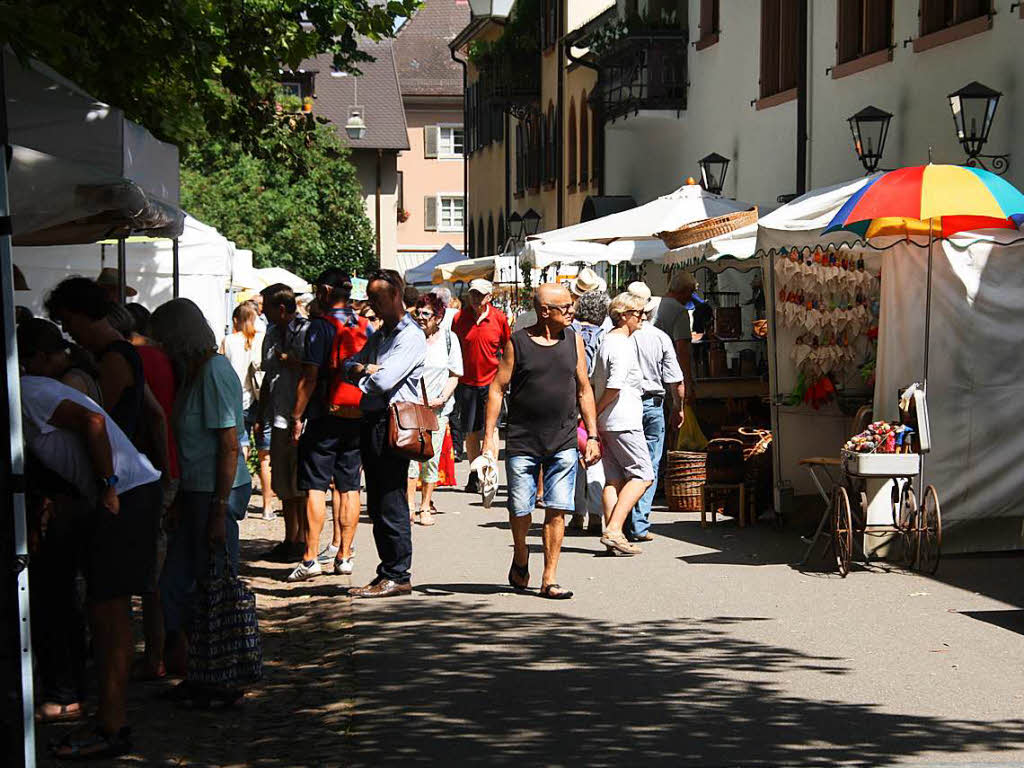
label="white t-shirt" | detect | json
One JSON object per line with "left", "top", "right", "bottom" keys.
{"left": 222, "top": 331, "right": 265, "bottom": 410}
{"left": 20, "top": 375, "right": 161, "bottom": 500}
{"left": 422, "top": 328, "right": 464, "bottom": 418}
{"left": 591, "top": 332, "right": 644, "bottom": 432}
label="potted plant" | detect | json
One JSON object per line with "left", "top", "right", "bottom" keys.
{"left": 397, "top": 207, "right": 411, "bottom": 223}
{"left": 302, "top": 96, "right": 314, "bottom": 113}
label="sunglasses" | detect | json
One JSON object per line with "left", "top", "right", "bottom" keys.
{"left": 413, "top": 310, "right": 435, "bottom": 320}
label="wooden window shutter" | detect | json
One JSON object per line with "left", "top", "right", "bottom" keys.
{"left": 837, "top": 0, "right": 862, "bottom": 64}
{"left": 778, "top": 0, "right": 799, "bottom": 92}
{"left": 424, "top": 126, "right": 439, "bottom": 158}
{"left": 424, "top": 195, "right": 437, "bottom": 230}
{"left": 759, "top": 0, "right": 781, "bottom": 98}
{"left": 863, "top": 0, "right": 892, "bottom": 54}
{"left": 920, "top": 0, "right": 946, "bottom": 35}
{"left": 700, "top": 0, "right": 718, "bottom": 38}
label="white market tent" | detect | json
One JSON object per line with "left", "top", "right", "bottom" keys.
{"left": 523, "top": 183, "right": 758, "bottom": 270}
{"left": 2, "top": 49, "right": 185, "bottom": 766}
{"left": 15, "top": 214, "right": 237, "bottom": 342}
{"left": 432, "top": 253, "right": 527, "bottom": 285}
{"left": 754, "top": 176, "right": 1024, "bottom": 554}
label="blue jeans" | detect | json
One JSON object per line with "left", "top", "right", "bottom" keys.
{"left": 627, "top": 398, "right": 666, "bottom": 537}
{"left": 160, "top": 483, "right": 249, "bottom": 633}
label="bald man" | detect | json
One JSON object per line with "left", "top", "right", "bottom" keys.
{"left": 483, "top": 284, "right": 601, "bottom": 600}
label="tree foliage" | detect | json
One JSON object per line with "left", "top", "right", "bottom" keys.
{"left": 181, "top": 121, "right": 376, "bottom": 280}
{"left": 0, "top": 0, "right": 418, "bottom": 153}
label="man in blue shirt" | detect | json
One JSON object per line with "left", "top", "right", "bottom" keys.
{"left": 345, "top": 269, "right": 427, "bottom": 598}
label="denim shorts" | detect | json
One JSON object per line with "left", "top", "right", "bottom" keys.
{"left": 240, "top": 402, "right": 271, "bottom": 451}
{"left": 506, "top": 448, "right": 578, "bottom": 517}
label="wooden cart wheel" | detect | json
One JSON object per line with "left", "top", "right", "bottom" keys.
{"left": 832, "top": 486, "right": 853, "bottom": 578}
{"left": 898, "top": 485, "right": 917, "bottom": 569}
{"left": 916, "top": 485, "right": 942, "bottom": 575}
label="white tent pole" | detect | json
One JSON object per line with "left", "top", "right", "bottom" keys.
{"left": 1, "top": 61, "right": 38, "bottom": 768}
{"left": 918, "top": 220, "right": 935, "bottom": 496}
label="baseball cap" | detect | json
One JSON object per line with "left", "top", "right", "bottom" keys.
{"left": 468, "top": 278, "right": 493, "bottom": 295}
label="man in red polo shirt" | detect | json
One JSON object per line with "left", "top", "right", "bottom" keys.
{"left": 452, "top": 279, "right": 510, "bottom": 492}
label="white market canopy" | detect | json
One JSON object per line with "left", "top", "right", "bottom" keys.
{"left": 523, "top": 183, "right": 758, "bottom": 269}
{"left": 4, "top": 47, "right": 182, "bottom": 244}
{"left": 432, "top": 253, "right": 526, "bottom": 284}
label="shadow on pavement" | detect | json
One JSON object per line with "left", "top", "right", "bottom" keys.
{"left": 346, "top": 600, "right": 1024, "bottom": 766}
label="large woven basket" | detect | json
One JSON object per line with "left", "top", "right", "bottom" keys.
{"left": 656, "top": 206, "right": 759, "bottom": 250}
{"left": 666, "top": 450, "right": 707, "bottom": 512}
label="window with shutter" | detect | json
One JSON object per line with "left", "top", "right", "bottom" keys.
{"left": 424, "top": 195, "right": 437, "bottom": 231}
{"left": 567, "top": 101, "right": 577, "bottom": 187}
{"left": 837, "top": 0, "right": 892, "bottom": 65}
{"left": 759, "top": 0, "right": 799, "bottom": 100}
{"left": 424, "top": 126, "right": 439, "bottom": 159}
{"left": 920, "top": 0, "right": 988, "bottom": 36}
{"left": 698, "top": 0, "right": 720, "bottom": 48}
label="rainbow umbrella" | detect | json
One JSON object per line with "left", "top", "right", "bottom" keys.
{"left": 823, "top": 164, "right": 1024, "bottom": 385}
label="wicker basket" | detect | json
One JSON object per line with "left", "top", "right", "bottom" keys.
{"left": 656, "top": 206, "right": 759, "bottom": 250}
{"left": 666, "top": 450, "right": 707, "bottom": 512}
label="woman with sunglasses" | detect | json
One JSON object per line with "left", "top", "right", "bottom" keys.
{"left": 406, "top": 293, "right": 463, "bottom": 525}
{"left": 590, "top": 292, "right": 653, "bottom": 556}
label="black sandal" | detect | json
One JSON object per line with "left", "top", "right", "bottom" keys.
{"left": 51, "top": 725, "right": 132, "bottom": 760}
{"left": 539, "top": 583, "right": 573, "bottom": 600}
{"left": 165, "top": 680, "right": 243, "bottom": 709}
{"left": 507, "top": 560, "right": 530, "bottom": 591}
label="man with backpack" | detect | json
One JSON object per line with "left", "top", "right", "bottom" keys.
{"left": 286, "top": 269, "right": 371, "bottom": 581}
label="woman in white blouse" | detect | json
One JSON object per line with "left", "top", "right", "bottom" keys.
{"left": 590, "top": 292, "right": 654, "bottom": 556}
{"left": 406, "top": 292, "right": 463, "bottom": 526}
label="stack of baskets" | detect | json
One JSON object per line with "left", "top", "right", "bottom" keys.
{"left": 666, "top": 451, "right": 707, "bottom": 512}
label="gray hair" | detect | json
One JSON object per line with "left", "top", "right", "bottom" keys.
{"left": 608, "top": 291, "right": 646, "bottom": 325}
{"left": 668, "top": 271, "right": 697, "bottom": 294}
{"left": 430, "top": 286, "right": 452, "bottom": 306}
{"left": 150, "top": 298, "right": 217, "bottom": 383}
{"left": 575, "top": 290, "right": 609, "bottom": 325}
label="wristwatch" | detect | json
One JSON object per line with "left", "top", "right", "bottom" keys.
{"left": 586, "top": 436, "right": 600, "bottom": 443}
{"left": 101, "top": 474, "right": 119, "bottom": 489}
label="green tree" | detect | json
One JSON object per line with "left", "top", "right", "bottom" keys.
{"left": 182, "top": 122, "right": 376, "bottom": 280}
{"left": 0, "top": 0, "right": 419, "bottom": 153}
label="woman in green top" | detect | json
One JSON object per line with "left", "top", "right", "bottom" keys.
{"left": 150, "top": 299, "right": 251, "bottom": 677}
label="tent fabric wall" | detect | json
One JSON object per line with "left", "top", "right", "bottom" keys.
{"left": 14, "top": 215, "right": 234, "bottom": 342}
{"left": 875, "top": 234, "right": 1024, "bottom": 553}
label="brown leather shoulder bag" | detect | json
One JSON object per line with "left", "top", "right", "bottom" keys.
{"left": 387, "top": 379, "right": 439, "bottom": 461}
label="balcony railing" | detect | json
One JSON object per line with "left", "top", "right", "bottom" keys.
{"left": 595, "top": 34, "right": 688, "bottom": 121}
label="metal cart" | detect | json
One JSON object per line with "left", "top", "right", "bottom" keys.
{"left": 799, "top": 386, "right": 942, "bottom": 577}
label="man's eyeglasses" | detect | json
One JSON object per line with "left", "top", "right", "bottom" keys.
{"left": 543, "top": 303, "right": 575, "bottom": 315}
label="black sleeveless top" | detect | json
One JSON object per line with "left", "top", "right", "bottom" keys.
{"left": 506, "top": 327, "right": 578, "bottom": 457}
{"left": 100, "top": 339, "right": 145, "bottom": 442}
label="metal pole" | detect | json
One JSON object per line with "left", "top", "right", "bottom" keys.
{"left": 919, "top": 221, "right": 935, "bottom": 493}
{"left": 172, "top": 237, "right": 180, "bottom": 298}
{"left": 1, "top": 53, "right": 37, "bottom": 768}
{"left": 117, "top": 237, "right": 127, "bottom": 303}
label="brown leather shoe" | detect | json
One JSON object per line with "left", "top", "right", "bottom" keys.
{"left": 348, "top": 579, "right": 412, "bottom": 599}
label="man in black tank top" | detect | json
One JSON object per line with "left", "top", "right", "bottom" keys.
{"left": 482, "top": 284, "right": 601, "bottom": 600}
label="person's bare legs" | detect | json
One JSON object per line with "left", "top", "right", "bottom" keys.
{"left": 89, "top": 597, "right": 132, "bottom": 735}
{"left": 604, "top": 479, "right": 651, "bottom": 536}
{"left": 330, "top": 486, "right": 343, "bottom": 548}
{"left": 259, "top": 449, "right": 274, "bottom": 517}
{"left": 465, "top": 431, "right": 482, "bottom": 464}
{"left": 302, "top": 489, "right": 327, "bottom": 562}
{"left": 419, "top": 481, "right": 437, "bottom": 525}
{"left": 540, "top": 509, "right": 565, "bottom": 589}
{"left": 140, "top": 592, "right": 164, "bottom": 676}
{"left": 406, "top": 477, "right": 419, "bottom": 522}
{"left": 338, "top": 490, "right": 360, "bottom": 560}
{"left": 283, "top": 498, "right": 300, "bottom": 543}
{"left": 509, "top": 511, "right": 531, "bottom": 580}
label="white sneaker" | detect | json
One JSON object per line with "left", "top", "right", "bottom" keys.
{"left": 286, "top": 560, "right": 322, "bottom": 582}
{"left": 317, "top": 544, "right": 339, "bottom": 564}
{"left": 334, "top": 557, "right": 354, "bottom": 575}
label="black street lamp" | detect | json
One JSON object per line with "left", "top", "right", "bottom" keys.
{"left": 507, "top": 211, "right": 523, "bottom": 240}
{"left": 698, "top": 152, "right": 730, "bottom": 195}
{"left": 948, "top": 81, "right": 1009, "bottom": 174}
{"left": 848, "top": 105, "right": 892, "bottom": 174}
{"left": 522, "top": 208, "right": 542, "bottom": 236}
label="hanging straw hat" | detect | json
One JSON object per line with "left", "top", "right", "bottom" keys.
{"left": 570, "top": 267, "right": 607, "bottom": 296}
{"left": 95, "top": 267, "right": 137, "bottom": 297}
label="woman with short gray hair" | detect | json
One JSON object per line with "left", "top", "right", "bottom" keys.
{"left": 150, "top": 299, "right": 252, "bottom": 690}
{"left": 590, "top": 292, "right": 653, "bottom": 555}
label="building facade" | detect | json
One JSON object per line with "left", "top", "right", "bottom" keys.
{"left": 394, "top": 0, "right": 472, "bottom": 274}
{"left": 455, "top": 0, "right": 1023, "bottom": 248}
